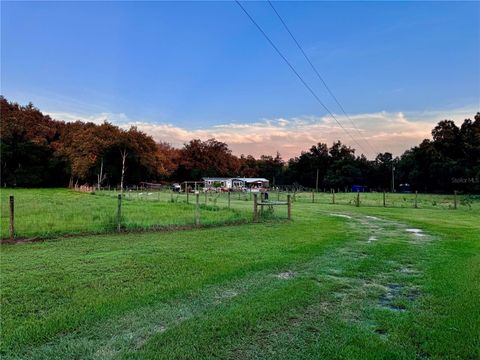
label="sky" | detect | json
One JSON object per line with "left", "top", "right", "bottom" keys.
{"left": 1, "top": 1, "right": 479, "bottom": 159}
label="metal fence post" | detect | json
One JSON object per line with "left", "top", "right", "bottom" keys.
{"left": 383, "top": 191, "right": 386, "bottom": 207}
{"left": 356, "top": 192, "right": 360, "bottom": 207}
{"left": 9, "top": 195, "right": 14, "bottom": 240}
{"left": 228, "top": 191, "right": 231, "bottom": 209}
{"left": 454, "top": 190, "right": 458, "bottom": 210}
{"left": 253, "top": 194, "right": 258, "bottom": 222}
{"left": 414, "top": 191, "right": 418, "bottom": 208}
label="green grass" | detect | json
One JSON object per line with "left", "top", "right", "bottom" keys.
{"left": 1, "top": 189, "right": 479, "bottom": 359}
{"left": 0, "top": 189, "right": 258, "bottom": 239}
{"left": 2, "top": 188, "right": 475, "bottom": 239}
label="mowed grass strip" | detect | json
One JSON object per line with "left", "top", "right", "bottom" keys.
{"left": 1, "top": 193, "right": 479, "bottom": 359}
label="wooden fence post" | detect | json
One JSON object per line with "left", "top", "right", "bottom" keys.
{"left": 454, "top": 190, "right": 458, "bottom": 210}
{"left": 253, "top": 194, "right": 258, "bottom": 222}
{"left": 287, "top": 194, "right": 292, "bottom": 220}
{"left": 186, "top": 188, "right": 189, "bottom": 204}
{"left": 332, "top": 189, "right": 336, "bottom": 204}
{"left": 9, "top": 195, "right": 14, "bottom": 240}
{"left": 383, "top": 191, "right": 386, "bottom": 207}
{"left": 228, "top": 191, "right": 231, "bottom": 209}
{"left": 356, "top": 192, "right": 360, "bottom": 207}
{"left": 195, "top": 193, "right": 200, "bottom": 226}
{"left": 414, "top": 191, "right": 418, "bottom": 208}
{"left": 117, "top": 194, "right": 122, "bottom": 232}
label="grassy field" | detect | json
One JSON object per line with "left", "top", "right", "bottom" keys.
{"left": 1, "top": 189, "right": 479, "bottom": 359}
{"left": 1, "top": 188, "right": 476, "bottom": 239}
{"left": 0, "top": 189, "right": 259, "bottom": 239}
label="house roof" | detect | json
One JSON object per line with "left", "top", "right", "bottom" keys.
{"left": 202, "top": 177, "right": 232, "bottom": 181}
{"left": 233, "top": 178, "right": 269, "bottom": 183}
{"left": 202, "top": 177, "right": 269, "bottom": 183}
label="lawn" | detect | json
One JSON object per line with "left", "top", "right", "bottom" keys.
{"left": 1, "top": 189, "right": 479, "bottom": 359}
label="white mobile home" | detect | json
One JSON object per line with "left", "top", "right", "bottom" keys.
{"left": 202, "top": 177, "right": 269, "bottom": 190}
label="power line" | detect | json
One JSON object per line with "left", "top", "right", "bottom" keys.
{"left": 267, "top": 0, "right": 379, "bottom": 156}
{"left": 235, "top": 1, "right": 368, "bottom": 155}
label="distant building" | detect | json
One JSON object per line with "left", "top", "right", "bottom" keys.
{"left": 202, "top": 177, "right": 269, "bottom": 191}
{"left": 351, "top": 185, "right": 368, "bottom": 192}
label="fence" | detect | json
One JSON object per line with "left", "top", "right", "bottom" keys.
{"left": 268, "top": 189, "right": 476, "bottom": 210}
{"left": 1, "top": 189, "right": 291, "bottom": 241}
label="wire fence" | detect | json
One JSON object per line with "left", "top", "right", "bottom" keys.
{"left": 281, "top": 190, "right": 477, "bottom": 210}
{"left": 0, "top": 189, "right": 290, "bottom": 241}
{"left": 1, "top": 188, "right": 476, "bottom": 241}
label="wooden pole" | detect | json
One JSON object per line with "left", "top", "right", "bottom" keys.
{"left": 287, "top": 194, "right": 292, "bottom": 220}
{"left": 195, "top": 193, "right": 200, "bottom": 226}
{"left": 253, "top": 194, "right": 258, "bottom": 222}
{"left": 454, "top": 190, "right": 458, "bottom": 210}
{"left": 356, "top": 192, "right": 360, "bottom": 207}
{"left": 9, "top": 195, "right": 14, "bottom": 240}
{"left": 228, "top": 191, "right": 231, "bottom": 209}
{"left": 383, "top": 191, "right": 386, "bottom": 207}
{"left": 414, "top": 191, "right": 418, "bottom": 208}
{"left": 117, "top": 194, "right": 122, "bottom": 232}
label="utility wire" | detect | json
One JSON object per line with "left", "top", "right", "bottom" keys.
{"left": 235, "top": 0, "right": 368, "bottom": 155}
{"left": 267, "top": 0, "right": 379, "bottom": 156}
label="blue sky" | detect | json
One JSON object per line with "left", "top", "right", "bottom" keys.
{"left": 1, "top": 1, "right": 479, "bottom": 158}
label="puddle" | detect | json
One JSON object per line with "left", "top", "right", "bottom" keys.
{"left": 379, "top": 284, "right": 406, "bottom": 312}
{"left": 330, "top": 213, "right": 352, "bottom": 219}
{"left": 276, "top": 271, "right": 296, "bottom": 280}
{"left": 405, "top": 228, "right": 425, "bottom": 237}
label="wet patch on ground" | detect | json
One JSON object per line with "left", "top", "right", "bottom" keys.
{"left": 379, "top": 284, "right": 407, "bottom": 312}
{"left": 329, "top": 213, "right": 353, "bottom": 219}
{"left": 275, "top": 271, "right": 296, "bottom": 280}
{"left": 406, "top": 228, "right": 425, "bottom": 237}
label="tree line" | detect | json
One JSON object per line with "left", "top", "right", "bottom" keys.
{"left": 1, "top": 97, "right": 479, "bottom": 193}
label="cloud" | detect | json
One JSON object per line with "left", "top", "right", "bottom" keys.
{"left": 45, "top": 107, "right": 477, "bottom": 160}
